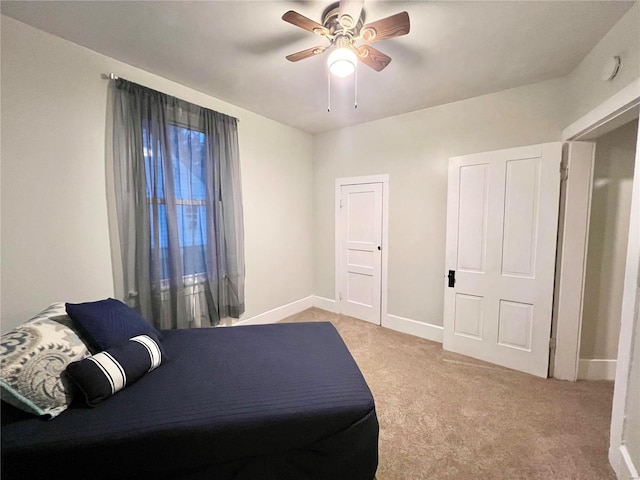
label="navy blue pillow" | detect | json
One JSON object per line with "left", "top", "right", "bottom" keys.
{"left": 66, "top": 334, "right": 165, "bottom": 406}
{"left": 66, "top": 298, "right": 162, "bottom": 352}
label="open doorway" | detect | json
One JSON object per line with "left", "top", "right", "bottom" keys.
{"left": 553, "top": 80, "right": 640, "bottom": 477}
{"left": 578, "top": 119, "right": 638, "bottom": 380}
{"left": 552, "top": 90, "right": 640, "bottom": 383}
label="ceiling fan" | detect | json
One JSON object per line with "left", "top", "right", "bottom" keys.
{"left": 282, "top": 0, "right": 410, "bottom": 76}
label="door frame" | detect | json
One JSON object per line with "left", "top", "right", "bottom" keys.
{"left": 557, "top": 79, "right": 640, "bottom": 478}
{"left": 549, "top": 142, "right": 596, "bottom": 381}
{"left": 335, "top": 174, "right": 389, "bottom": 324}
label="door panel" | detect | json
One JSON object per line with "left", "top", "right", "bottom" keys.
{"left": 444, "top": 143, "right": 561, "bottom": 377}
{"left": 339, "top": 183, "right": 383, "bottom": 324}
{"left": 454, "top": 294, "right": 484, "bottom": 339}
{"left": 497, "top": 300, "right": 533, "bottom": 350}
{"left": 502, "top": 158, "right": 540, "bottom": 277}
{"left": 457, "top": 164, "right": 489, "bottom": 273}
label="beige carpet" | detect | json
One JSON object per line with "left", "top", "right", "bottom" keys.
{"left": 281, "top": 308, "right": 615, "bottom": 480}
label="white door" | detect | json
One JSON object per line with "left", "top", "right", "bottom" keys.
{"left": 443, "top": 143, "right": 562, "bottom": 377}
{"left": 338, "top": 182, "right": 383, "bottom": 324}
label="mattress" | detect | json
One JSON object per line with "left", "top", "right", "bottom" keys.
{"left": 1, "top": 322, "right": 378, "bottom": 480}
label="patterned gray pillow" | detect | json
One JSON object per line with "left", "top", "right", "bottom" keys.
{"left": 0, "top": 303, "right": 91, "bottom": 418}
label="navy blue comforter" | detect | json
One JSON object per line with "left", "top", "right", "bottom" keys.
{"left": 1, "top": 322, "right": 378, "bottom": 479}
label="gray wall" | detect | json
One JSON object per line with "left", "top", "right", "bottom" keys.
{"left": 313, "top": 79, "right": 567, "bottom": 325}
{"left": 309, "top": 1, "right": 640, "bottom": 334}
{"left": 565, "top": 2, "right": 639, "bottom": 125}
{"left": 0, "top": 16, "right": 315, "bottom": 331}
{"left": 581, "top": 119, "right": 637, "bottom": 360}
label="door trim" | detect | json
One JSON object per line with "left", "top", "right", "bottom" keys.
{"left": 335, "top": 175, "right": 389, "bottom": 324}
{"left": 559, "top": 78, "right": 640, "bottom": 478}
{"left": 562, "top": 80, "right": 640, "bottom": 141}
{"left": 555, "top": 80, "right": 639, "bottom": 382}
{"left": 551, "top": 142, "right": 596, "bottom": 381}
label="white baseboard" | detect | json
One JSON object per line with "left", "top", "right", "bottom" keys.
{"left": 234, "top": 296, "right": 314, "bottom": 326}
{"left": 577, "top": 358, "right": 617, "bottom": 380}
{"left": 234, "top": 297, "right": 444, "bottom": 346}
{"left": 383, "top": 314, "right": 443, "bottom": 343}
{"left": 621, "top": 445, "right": 640, "bottom": 480}
{"left": 611, "top": 445, "right": 640, "bottom": 480}
{"left": 312, "top": 295, "right": 338, "bottom": 313}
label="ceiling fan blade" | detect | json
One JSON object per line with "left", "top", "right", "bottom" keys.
{"left": 361, "top": 12, "right": 410, "bottom": 43}
{"left": 286, "top": 46, "right": 327, "bottom": 62}
{"left": 353, "top": 45, "right": 392, "bottom": 72}
{"left": 282, "top": 11, "right": 329, "bottom": 36}
{"left": 338, "top": 0, "right": 364, "bottom": 30}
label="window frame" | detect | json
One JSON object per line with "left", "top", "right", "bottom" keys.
{"left": 144, "top": 115, "right": 211, "bottom": 285}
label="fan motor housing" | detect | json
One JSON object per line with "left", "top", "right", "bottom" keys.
{"left": 321, "top": 3, "right": 365, "bottom": 38}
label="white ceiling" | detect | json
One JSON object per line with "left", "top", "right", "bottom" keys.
{"left": 1, "top": 1, "right": 633, "bottom": 133}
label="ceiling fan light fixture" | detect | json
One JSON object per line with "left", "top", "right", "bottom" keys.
{"left": 328, "top": 47, "right": 357, "bottom": 77}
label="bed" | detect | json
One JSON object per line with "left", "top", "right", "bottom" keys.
{"left": 1, "top": 321, "right": 379, "bottom": 480}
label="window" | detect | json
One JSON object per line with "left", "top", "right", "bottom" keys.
{"left": 144, "top": 123, "right": 208, "bottom": 279}
{"left": 113, "top": 78, "right": 244, "bottom": 327}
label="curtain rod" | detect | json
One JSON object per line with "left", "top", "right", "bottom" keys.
{"left": 102, "top": 73, "right": 240, "bottom": 123}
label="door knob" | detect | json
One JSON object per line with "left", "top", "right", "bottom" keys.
{"left": 447, "top": 270, "right": 456, "bottom": 288}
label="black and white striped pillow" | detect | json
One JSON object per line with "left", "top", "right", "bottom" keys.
{"left": 66, "top": 334, "right": 165, "bottom": 407}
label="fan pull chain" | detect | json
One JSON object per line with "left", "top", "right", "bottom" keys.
{"left": 327, "top": 68, "right": 331, "bottom": 112}
{"left": 354, "top": 65, "right": 358, "bottom": 109}
{"left": 327, "top": 62, "right": 358, "bottom": 112}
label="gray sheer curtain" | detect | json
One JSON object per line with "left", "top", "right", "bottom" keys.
{"left": 112, "top": 79, "right": 244, "bottom": 329}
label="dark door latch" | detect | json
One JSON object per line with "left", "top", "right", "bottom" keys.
{"left": 447, "top": 270, "right": 456, "bottom": 288}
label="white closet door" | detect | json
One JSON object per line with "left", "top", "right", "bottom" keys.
{"left": 338, "top": 182, "right": 383, "bottom": 324}
{"left": 444, "top": 143, "right": 562, "bottom": 377}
